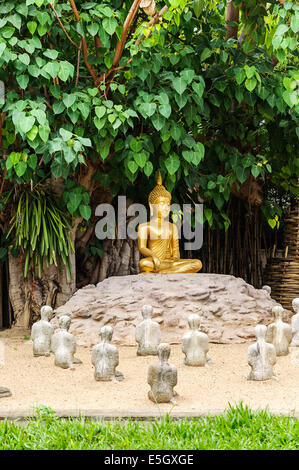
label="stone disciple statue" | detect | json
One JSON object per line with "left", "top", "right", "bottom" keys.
{"left": 31, "top": 306, "right": 54, "bottom": 357}
{"left": 182, "top": 314, "right": 210, "bottom": 367}
{"left": 266, "top": 306, "right": 292, "bottom": 356}
{"left": 291, "top": 298, "right": 299, "bottom": 347}
{"left": 147, "top": 343, "right": 178, "bottom": 403}
{"left": 248, "top": 325, "right": 277, "bottom": 381}
{"left": 138, "top": 172, "right": 202, "bottom": 274}
{"left": 91, "top": 326, "right": 124, "bottom": 382}
{"left": 51, "top": 315, "right": 81, "bottom": 370}
{"left": 262, "top": 285, "right": 271, "bottom": 296}
{"left": 135, "top": 305, "right": 161, "bottom": 356}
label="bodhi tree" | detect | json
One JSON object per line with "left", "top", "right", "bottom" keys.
{"left": 0, "top": 0, "right": 298, "bottom": 326}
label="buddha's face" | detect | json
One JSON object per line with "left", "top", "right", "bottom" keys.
{"left": 150, "top": 196, "right": 171, "bottom": 219}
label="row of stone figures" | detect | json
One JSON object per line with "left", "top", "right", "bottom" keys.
{"left": 29, "top": 298, "right": 299, "bottom": 403}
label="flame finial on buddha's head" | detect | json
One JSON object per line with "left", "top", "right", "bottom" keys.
{"left": 148, "top": 171, "right": 171, "bottom": 206}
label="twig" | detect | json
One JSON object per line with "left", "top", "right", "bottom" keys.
{"left": 48, "top": 2, "right": 81, "bottom": 50}
{"left": 104, "top": 5, "right": 168, "bottom": 91}
{"left": 75, "top": 40, "right": 82, "bottom": 87}
{"left": 69, "top": 0, "right": 99, "bottom": 86}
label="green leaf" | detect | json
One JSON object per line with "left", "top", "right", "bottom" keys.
{"left": 245, "top": 78, "right": 257, "bottom": 92}
{"left": 236, "top": 166, "right": 250, "bottom": 184}
{"left": 193, "top": 0, "right": 204, "bottom": 18}
{"left": 0, "top": 43, "right": 6, "bottom": 58}
{"left": 19, "top": 116, "right": 35, "bottom": 134}
{"left": 290, "top": 13, "right": 299, "bottom": 33}
{"left": 18, "top": 53, "right": 30, "bottom": 65}
{"left": 60, "top": 128, "right": 73, "bottom": 141}
{"left": 53, "top": 101, "right": 65, "bottom": 115}
{"left": 172, "top": 77, "right": 187, "bottom": 95}
{"left": 151, "top": 113, "right": 165, "bottom": 131}
{"left": 130, "top": 139, "right": 143, "bottom": 153}
{"left": 175, "top": 93, "right": 188, "bottom": 108}
{"left": 87, "top": 23, "right": 99, "bottom": 36}
{"left": 58, "top": 61, "right": 74, "bottom": 82}
{"left": 67, "top": 194, "right": 82, "bottom": 214}
{"left": 140, "top": 102, "right": 156, "bottom": 118}
{"left": 165, "top": 153, "right": 180, "bottom": 175}
{"left": 43, "top": 49, "right": 59, "bottom": 60}
{"left": 194, "top": 142, "right": 205, "bottom": 162}
{"left": 159, "top": 103, "right": 171, "bottom": 119}
{"left": 244, "top": 65, "right": 256, "bottom": 79}
{"left": 94, "top": 117, "right": 106, "bottom": 130}
{"left": 128, "top": 160, "right": 138, "bottom": 174}
{"left": 16, "top": 74, "right": 29, "bottom": 90}
{"left": 63, "top": 94, "right": 76, "bottom": 108}
{"left": 103, "top": 17, "right": 117, "bottom": 36}
{"left": 192, "top": 81, "right": 204, "bottom": 97}
{"left": 144, "top": 161, "right": 153, "bottom": 177}
{"left": 39, "top": 125, "right": 50, "bottom": 142}
{"left": 43, "top": 61, "right": 60, "bottom": 79}
{"left": 181, "top": 69, "right": 195, "bottom": 85}
{"left": 15, "top": 161, "right": 27, "bottom": 177}
{"left": 200, "top": 48, "right": 212, "bottom": 62}
{"left": 133, "top": 152, "right": 147, "bottom": 168}
{"left": 26, "top": 125, "right": 38, "bottom": 141}
{"left": 28, "top": 154, "right": 37, "bottom": 169}
{"left": 79, "top": 205, "right": 91, "bottom": 221}
{"left": 95, "top": 106, "right": 106, "bottom": 119}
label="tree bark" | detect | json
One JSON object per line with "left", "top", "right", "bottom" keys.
{"left": 225, "top": 1, "right": 239, "bottom": 40}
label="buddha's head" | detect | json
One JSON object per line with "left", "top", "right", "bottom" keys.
{"left": 141, "top": 305, "right": 153, "bottom": 320}
{"left": 157, "top": 342, "right": 171, "bottom": 363}
{"left": 100, "top": 325, "right": 113, "bottom": 343}
{"left": 255, "top": 324, "right": 266, "bottom": 340}
{"left": 272, "top": 305, "right": 283, "bottom": 320}
{"left": 188, "top": 314, "right": 201, "bottom": 330}
{"left": 148, "top": 171, "right": 171, "bottom": 218}
{"left": 40, "top": 305, "right": 53, "bottom": 322}
{"left": 292, "top": 298, "right": 299, "bottom": 314}
{"left": 59, "top": 315, "right": 71, "bottom": 331}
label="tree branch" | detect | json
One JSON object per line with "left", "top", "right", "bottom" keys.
{"left": 102, "top": 5, "right": 168, "bottom": 89}
{"left": 69, "top": 0, "right": 99, "bottom": 86}
{"left": 111, "top": 0, "right": 142, "bottom": 70}
{"left": 225, "top": 0, "right": 239, "bottom": 40}
{"left": 48, "top": 3, "right": 81, "bottom": 50}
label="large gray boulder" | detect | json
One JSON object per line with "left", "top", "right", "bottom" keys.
{"left": 52, "top": 274, "right": 289, "bottom": 347}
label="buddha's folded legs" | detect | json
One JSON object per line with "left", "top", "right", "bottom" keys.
{"left": 139, "top": 257, "right": 202, "bottom": 274}
{"left": 158, "top": 259, "right": 202, "bottom": 274}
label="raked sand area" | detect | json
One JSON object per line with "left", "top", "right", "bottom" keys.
{"left": 0, "top": 328, "right": 298, "bottom": 417}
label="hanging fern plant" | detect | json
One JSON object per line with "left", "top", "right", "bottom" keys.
{"left": 5, "top": 186, "right": 74, "bottom": 278}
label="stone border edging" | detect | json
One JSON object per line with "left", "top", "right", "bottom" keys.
{"left": 0, "top": 408, "right": 298, "bottom": 420}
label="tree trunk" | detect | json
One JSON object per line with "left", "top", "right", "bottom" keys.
{"left": 225, "top": 0, "right": 239, "bottom": 40}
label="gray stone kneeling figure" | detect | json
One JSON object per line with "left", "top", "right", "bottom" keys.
{"left": 266, "top": 305, "right": 292, "bottom": 356}
{"left": 182, "top": 314, "right": 211, "bottom": 367}
{"left": 290, "top": 298, "right": 299, "bottom": 347}
{"left": 31, "top": 306, "right": 54, "bottom": 357}
{"left": 51, "top": 315, "right": 82, "bottom": 370}
{"left": 147, "top": 343, "right": 178, "bottom": 404}
{"left": 135, "top": 305, "right": 161, "bottom": 356}
{"left": 248, "top": 325, "right": 277, "bottom": 381}
{"left": 91, "top": 326, "right": 124, "bottom": 382}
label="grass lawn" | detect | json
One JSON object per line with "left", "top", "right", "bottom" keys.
{"left": 0, "top": 403, "right": 297, "bottom": 450}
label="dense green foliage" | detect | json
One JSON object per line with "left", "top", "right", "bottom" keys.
{"left": 0, "top": 403, "right": 297, "bottom": 450}
{"left": 0, "top": 0, "right": 298, "bottom": 270}
{"left": 5, "top": 186, "right": 73, "bottom": 276}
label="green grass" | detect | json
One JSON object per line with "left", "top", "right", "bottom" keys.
{"left": 0, "top": 403, "right": 298, "bottom": 450}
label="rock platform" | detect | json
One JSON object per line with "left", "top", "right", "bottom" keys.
{"left": 52, "top": 273, "right": 289, "bottom": 346}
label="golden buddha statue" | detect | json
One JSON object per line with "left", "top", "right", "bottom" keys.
{"left": 138, "top": 172, "right": 202, "bottom": 274}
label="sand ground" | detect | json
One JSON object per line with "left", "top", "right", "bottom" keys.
{"left": 0, "top": 328, "right": 298, "bottom": 416}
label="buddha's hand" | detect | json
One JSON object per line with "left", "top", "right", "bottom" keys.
{"left": 152, "top": 255, "right": 161, "bottom": 271}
